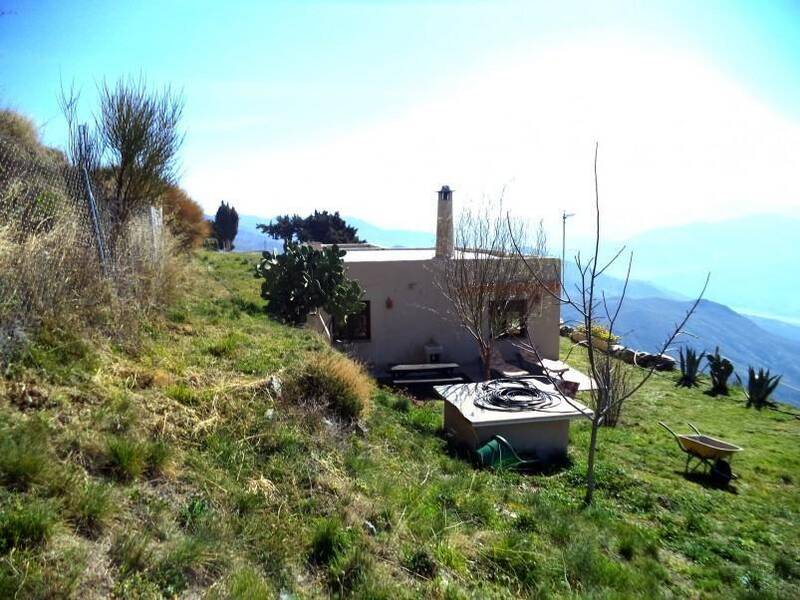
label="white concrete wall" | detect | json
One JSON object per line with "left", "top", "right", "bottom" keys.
{"left": 342, "top": 257, "right": 560, "bottom": 371}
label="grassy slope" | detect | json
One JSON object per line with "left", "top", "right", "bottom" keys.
{"left": 0, "top": 251, "right": 798, "bottom": 598}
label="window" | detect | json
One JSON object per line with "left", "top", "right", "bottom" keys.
{"left": 491, "top": 299, "right": 527, "bottom": 338}
{"left": 333, "top": 301, "right": 371, "bottom": 341}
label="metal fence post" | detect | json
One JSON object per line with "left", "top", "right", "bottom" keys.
{"left": 81, "top": 166, "right": 109, "bottom": 276}
{"left": 148, "top": 204, "right": 163, "bottom": 259}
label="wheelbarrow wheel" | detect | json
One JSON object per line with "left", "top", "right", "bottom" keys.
{"left": 710, "top": 459, "right": 732, "bottom": 486}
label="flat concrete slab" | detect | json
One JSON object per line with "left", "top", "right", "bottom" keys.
{"left": 435, "top": 379, "right": 592, "bottom": 427}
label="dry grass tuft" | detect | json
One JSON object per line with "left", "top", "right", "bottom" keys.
{"left": 283, "top": 352, "right": 373, "bottom": 420}
{"left": 0, "top": 109, "right": 40, "bottom": 151}
{"left": 0, "top": 208, "right": 186, "bottom": 359}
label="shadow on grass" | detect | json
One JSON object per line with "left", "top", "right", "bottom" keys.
{"left": 441, "top": 436, "right": 573, "bottom": 477}
{"left": 677, "top": 470, "right": 739, "bottom": 494}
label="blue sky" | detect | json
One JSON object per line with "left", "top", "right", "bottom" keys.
{"left": 2, "top": 1, "right": 800, "bottom": 240}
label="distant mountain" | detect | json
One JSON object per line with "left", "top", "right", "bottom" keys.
{"left": 745, "top": 314, "right": 800, "bottom": 344}
{"left": 606, "top": 214, "right": 800, "bottom": 323}
{"left": 563, "top": 297, "right": 800, "bottom": 407}
{"left": 563, "top": 261, "right": 684, "bottom": 302}
{"left": 229, "top": 214, "right": 282, "bottom": 253}
{"left": 344, "top": 217, "right": 434, "bottom": 248}
{"left": 224, "top": 214, "right": 434, "bottom": 252}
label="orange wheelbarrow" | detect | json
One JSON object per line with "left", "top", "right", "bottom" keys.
{"left": 659, "top": 422, "right": 743, "bottom": 485}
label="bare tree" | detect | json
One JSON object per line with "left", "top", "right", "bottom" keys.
{"left": 510, "top": 143, "right": 708, "bottom": 505}
{"left": 58, "top": 81, "right": 100, "bottom": 173}
{"left": 436, "top": 196, "right": 549, "bottom": 380}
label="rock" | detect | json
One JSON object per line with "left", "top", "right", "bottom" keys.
{"left": 617, "top": 347, "right": 636, "bottom": 364}
{"left": 653, "top": 354, "right": 676, "bottom": 371}
{"left": 266, "top": 375, "right": 282, "bottom": 396}
{"left": 609, "top": 344, "right": 626, "bottom": 358}
{"left": 640, "top": 352, "right": 665, "bottom": 368}
{"left": 363, "top": 520, "right": 377, "bottom": 536}
{"left": 570, "top": 330, "right": 585, "bottom": 343}
{"left": 631, "top": 352, "right": 675, "bottom": 370}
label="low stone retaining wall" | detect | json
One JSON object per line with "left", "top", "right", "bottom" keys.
{"left": 560, "top": 324, "right": 675, "bottom": 371}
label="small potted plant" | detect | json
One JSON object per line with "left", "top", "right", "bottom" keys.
{"left": 570, "top": 323, "right": 620, "bottom": 352}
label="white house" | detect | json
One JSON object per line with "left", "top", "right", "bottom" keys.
{"left": 326, "top": 187, "right": 561, "bottom": 374}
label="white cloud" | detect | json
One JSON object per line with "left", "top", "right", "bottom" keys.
{"left": 184, "top": 37, "right": 800, "bottom": 241}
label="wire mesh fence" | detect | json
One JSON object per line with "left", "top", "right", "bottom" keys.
{"left": 0, "top": 135, "right": 164, "bottom": 276}
{"left": 0, "top": 135, "right": 109, "bottom": 269}
{"left": 0, "top": 131, "right": 167, "bottom": 357}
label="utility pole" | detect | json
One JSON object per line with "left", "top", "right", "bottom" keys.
{"left": 561, "top": 210, "right": 575, "bottom": 290}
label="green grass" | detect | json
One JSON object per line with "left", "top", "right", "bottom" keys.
{"left": 0, "top": 250, "right": 797, "bottom": 598}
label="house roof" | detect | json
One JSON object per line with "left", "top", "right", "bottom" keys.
{"left": 341, "top": 246, "right": 559, "bottom": 265}
{"left": 341, "top": 247, "right": 437, "bottom": 263}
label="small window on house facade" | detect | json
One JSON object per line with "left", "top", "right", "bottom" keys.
{"left": 333, "top": 301, "right": 371, "bottom": 341}
{"left": 492, "top": 299, "right": 527, "bottom": 338}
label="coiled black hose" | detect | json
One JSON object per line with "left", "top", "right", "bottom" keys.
{"left": 473, "top": 378, "right": 561, "bottom": 412}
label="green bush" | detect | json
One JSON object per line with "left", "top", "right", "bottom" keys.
{"left": 165, "top": 383, "right": 199, "bottom": 405}
{"left": 145, "top": 440, "right": 171, "bottom": 476}
{"left": 255, "top": 242, "right": 363, "bottom": 327}
{"left": 111, "top": 531, "right": 152, "bottom": 576}
{"left": 328, "top": 544, "right": 372, "bottom": 595}
{"left": 178, "top": 496, "right": 211, "bottom": 533}
{"left": 106, "top": 436, "right": 170, "bottom": 481}
{"left": 106, "top": 436, "right": 147, "bottom": 481}
{"left": 0, "top": 418, "right": 50, "bottom": 491}
{"left": 706, "top": 347, "right": 734, "bottom": 396}
{"left": 285, "top": 353, "right": 373, "bottom": 420}
{"left": 220, "top": 566, "right": 273, "bottom": 599}
{"left": 310, "top": 517, "right": 351, "bottom": 565}
{"left": 153, "top": 535, "right": 225, "bottom": 596}
{"left": 0, "top": 498, "right": 58, "bottom": 553}
{"left": 404, "top": 547, "right": 438, "bottom": 579}
{"left": 65, "top": 480, "right": 113, "bottom": 535}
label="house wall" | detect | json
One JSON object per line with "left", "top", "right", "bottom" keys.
{"left": 341, "top": 257, "right": 560, "bottom": 371}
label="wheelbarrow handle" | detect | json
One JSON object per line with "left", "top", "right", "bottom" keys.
{"left": 658, "top": 421, "right": 679, "bottom": 439}
{"left": 658, "top": 421, "right": 686, "bottom": 452}
{"left": 687, "top": 422, "right": 702, "bottom": 436}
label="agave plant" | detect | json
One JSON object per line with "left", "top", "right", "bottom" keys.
{"left": 676, "top": 348, "right": 705, "bottom": 388}
{"left": 706, "top": 347, "right": 734, "bottom": 396}
{"left": 743, "top": 367, "right": 782, "bottom": 410}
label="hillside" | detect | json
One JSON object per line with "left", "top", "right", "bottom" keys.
{"left": 606, "top": 214, "right": 800, "bottom": 322}
{"left": 564, "top": 297, "right": 800, "bottom": 406}
{"left": 563, "top": 261, "right": 684, "bottom": 301}
{"left": 747, "top": 314, "right": 800, "bottom": 343}
{"left": 0, "top": 252, "right": 797, "bottom": 597}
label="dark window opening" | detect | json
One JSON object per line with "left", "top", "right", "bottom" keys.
{"left": 491, "top": 299, "right": 528, "bottom": 338}
{"left": 333, "top": 301, "right": 371, "bottom": 341}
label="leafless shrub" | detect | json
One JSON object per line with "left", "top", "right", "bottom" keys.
{"left": 97, "top": 77, "right": 184, "bottom": 235}
{"left": 59, "top": 77, "right": 185, "bottom": 244}
{"left": 510, "top": 143, "right": 708, "bottom": 504}
{"left": 436, "top": 195, "right": 550, "bottom": 380}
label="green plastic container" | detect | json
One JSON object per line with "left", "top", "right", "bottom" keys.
{"left": 475, "top": 435, "right": 535, "bottom": 470}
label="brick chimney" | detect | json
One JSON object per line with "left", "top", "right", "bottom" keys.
{"left": 435, "top": 185, "right": 454, "bottom": 258}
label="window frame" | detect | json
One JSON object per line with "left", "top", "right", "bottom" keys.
{"left": 332, "top": 300, "right": 371, "bottom": 342}
{"left": 491, "top": 298, "right": 528, "bottom": 339}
